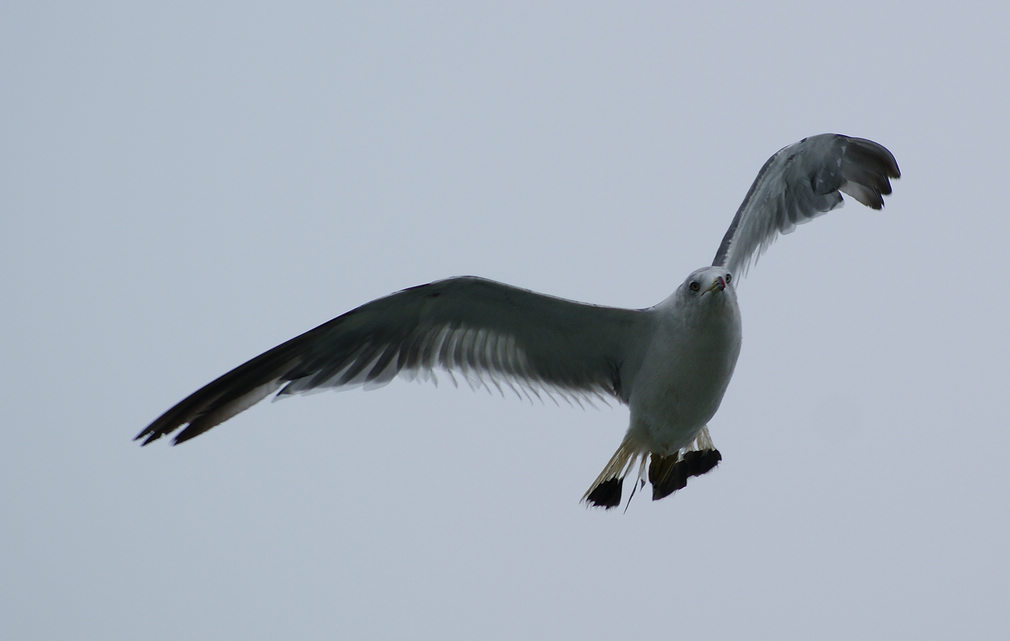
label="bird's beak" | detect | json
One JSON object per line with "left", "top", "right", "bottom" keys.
{"left": 705, "top": 277, "right": 726, "bottom": 295}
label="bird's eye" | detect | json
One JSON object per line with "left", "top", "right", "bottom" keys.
{"left": 724, "top": 273, "right": 732, "bottom": 284}
{"left": 689, "top": 281, "right": 700, "bottom": 292}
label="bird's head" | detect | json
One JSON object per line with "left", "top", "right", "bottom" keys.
{"left": 679, "top": 266, "right": 733, "bottom": 300}
{"left": 660, "top": 266, "right": 739, "bottom": 328}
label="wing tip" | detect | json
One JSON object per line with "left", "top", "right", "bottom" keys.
{"left": 133, "top": 430, "right": 158, "bottom": 446}
{"left": 837, "top": 135, "right": 901, "bottom": 211}
{"left": 133, "top": 420, "right": 183, "bottom": 446}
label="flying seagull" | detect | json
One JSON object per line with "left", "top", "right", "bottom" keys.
{"left": 136, "top": 133, "right": 899, "bottom": 509}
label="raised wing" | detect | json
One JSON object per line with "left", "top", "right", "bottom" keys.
{"left": 136, "top": 276, "right": 648, "bottom": 445}
{"left": 712, "top": 134, "right": 900, "bottom": 276}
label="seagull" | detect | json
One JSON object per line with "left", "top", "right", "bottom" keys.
{"left": 136, "top": 133, "right": 899, "bottom": 509}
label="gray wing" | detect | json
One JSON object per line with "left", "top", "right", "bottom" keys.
{"left": 712, "top": 134, "right": 900, "bottom": 276}
{"left": 136, "top": 276, "right": 647, "bottom": 445}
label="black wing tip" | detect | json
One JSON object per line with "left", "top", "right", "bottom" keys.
{"left": 133, "top": 424, "right": 176, "bottom": 446}
{"left": 135, "top": 418, "right": 211, "bottom": 446}
{"left": 134, "top": 407, "right": 202, "bottom": 446}
{"left": 838, "top": 135, "right": 901, "bottom": 211}
{"left": 844, "top": 135, "right": 902, "bottom": 179}
{"left": 133, "top": 423, "right": 162, "bottom": 446}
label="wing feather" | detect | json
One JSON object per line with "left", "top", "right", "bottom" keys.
{"left": 712, "top": 134, "right": 900, "bottom": 276}
{"left": 136, "top": 276, "right": 647, "bottom": 445}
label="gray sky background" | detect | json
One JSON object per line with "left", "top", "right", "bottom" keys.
{"left": 4, "top": 3, "right": 1008, "bottom": 640}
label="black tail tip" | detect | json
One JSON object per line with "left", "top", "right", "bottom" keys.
{"left": 650, "top": 449, "right": 722, "bottom": 501}
{"left": 585, "top": 477, "right": 623, "bottom": 509}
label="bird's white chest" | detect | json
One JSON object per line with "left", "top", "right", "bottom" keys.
{"left": 628, "top": 297, "right": 742, "bottom": 454}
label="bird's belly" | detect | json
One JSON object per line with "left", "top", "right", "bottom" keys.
{"left": 628, "top": 322, "right": 741, "bottom": 454}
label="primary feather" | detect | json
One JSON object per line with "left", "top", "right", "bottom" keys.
{"left": 137, "top": 277, "right": 647, "bottom": 445}
{"left": 712, "top": 134, "right": 899, "bottom": 276}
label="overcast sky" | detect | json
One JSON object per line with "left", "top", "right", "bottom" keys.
{"left": 4, "top": 3, "right": 1008, "bottom": 640}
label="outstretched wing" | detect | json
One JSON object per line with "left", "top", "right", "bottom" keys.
{"left": 712, "top": 134, "right": 900, "bottom": 276}
{"left": 136, "top": 276, "right": 647, "bottom": 445}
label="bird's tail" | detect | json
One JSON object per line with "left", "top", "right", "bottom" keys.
{"left": 582, "top": 433, "right": 646, "bottom": 508}
{"left": 582, "top": 426, "right": 722, "bottom": 509}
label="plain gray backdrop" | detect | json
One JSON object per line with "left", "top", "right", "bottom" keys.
{"left": 4, "top": 2, "right": 1008, "bottom": 639}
